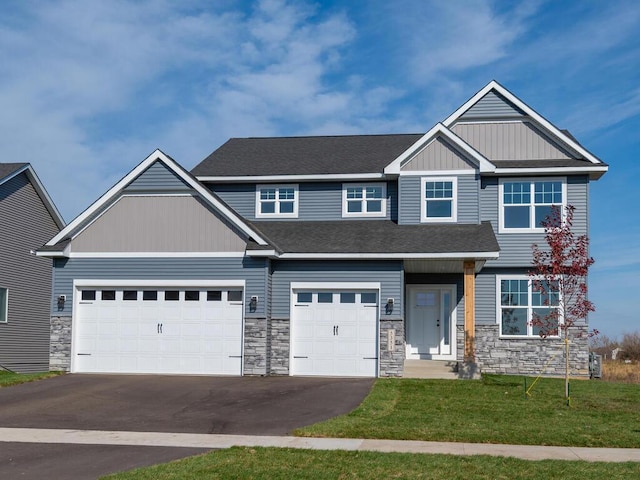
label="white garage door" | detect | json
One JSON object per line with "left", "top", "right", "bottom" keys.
{"left": 73, "top": 286, "right": 243, "bottom": 375}
{"left": 291, "top": 289, "right": 378, "bottom": 377}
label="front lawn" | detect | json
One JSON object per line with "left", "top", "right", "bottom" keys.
{"left": 101, "top": 447, "right": 640, "bottom": 480}
{"left": 296, "top": 375, "right": 640, "bottom": 447}
{"left": 0, "top": 370, "right": 62, "bottom": 387}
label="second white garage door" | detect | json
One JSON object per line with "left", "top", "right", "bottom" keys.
{"left": 291, "top": 288, "right": 379, "bottom": 377}
{"left": 73, "top": 285, "right": 244, "bottom": 375}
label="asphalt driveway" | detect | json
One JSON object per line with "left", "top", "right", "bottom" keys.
{"left": 0, "top": 374, "right": 374, "bottom": 435}
{"left": 0, "top": 374, "right": 373, "bottom": 479}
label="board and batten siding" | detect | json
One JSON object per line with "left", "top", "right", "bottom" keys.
{"left": 124, "top": 161, "right": 192, "bottom": 192}
{"left": 458, "top": 91, "right": 526, "bottom": 120}
{"left": 271, "top": 260, "right": 404, "bottom": 319}
{"left": 210, "top": 182, "right": 397, "bottom": 221}
{"left": 0, "top": 173, "right": 61, "bottom": 373}
{"left": 482, "top": 176, "right": 589, "bottom": 267}
{"left": 398, "top": 174, "right": 479, "bottom": 225}
{"left": 452, "top": 122, "right": 574, "bottom": 161}
{"left": 401, "top": 137, "right": 477, "bottom": 171}
{"left": 71, "top": 195, "right": 247, "bottom": 252}
{"left": 51, "top": 256, "right": 268, "bottom": 318}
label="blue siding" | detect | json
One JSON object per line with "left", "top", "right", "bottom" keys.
{"left": 481, "top": 175, "right": 589, "bottom": 267}
{"left": 210, "top": 182, "right": 397, "bottom": 221}
{"left": 52, "top": 256, "right": 268, "bottom": 318}
{"left": 125, "top": 161, "right": 191, "bottom": 192}
{"left": 398, "top": 174, "right": 479, "bottom": 225}
{"left": 271, "top": 260, "right": 404, "bottom": 319}
{"left": 459, "top": 91, "right": 525, "bottom": 120}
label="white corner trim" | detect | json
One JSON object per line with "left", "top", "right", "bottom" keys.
{"left": 443, "top": 80, "right": 603, "bottom": 165}
{"left": 46, "top": 150, "right": 269, "bottom": 247}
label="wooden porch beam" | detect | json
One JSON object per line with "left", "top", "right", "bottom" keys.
{"left": 463, "top": 261, "right": 476, "bottom": 362}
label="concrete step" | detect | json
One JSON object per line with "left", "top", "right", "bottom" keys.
{"left": 403, "top": 360, "right": 481, "bottom": 380}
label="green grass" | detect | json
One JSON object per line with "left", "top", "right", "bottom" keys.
{"left": 101, "top": 447, "right": 640, "bottom": 480}
{"left": 295, "top": 375, "right": 640, "bottom": 447}
{"left": 0, "top": 369, "right": 62, "bottom": 387}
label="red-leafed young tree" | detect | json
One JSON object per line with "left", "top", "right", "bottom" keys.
{"left": 530, "top": 205, "right": 595, "bottom": 400}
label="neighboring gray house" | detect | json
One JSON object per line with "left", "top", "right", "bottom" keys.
{"left": 1, "top": 163, "right": 64, "bottom": 373}
{"left": 38, "top": 81, "right": 607, "bottom": 377}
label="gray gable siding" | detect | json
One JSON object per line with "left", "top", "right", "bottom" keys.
{"left": 453, "top": 122, "right": 574, "bottom": 161}
{"left": 71, "top": 195, "right": 247, "bottom": 253}
{"left": 51, "top": 256, "right": 268, "bottom": 318}
{"left": 125, "top": 161, "right": 192, "bottom": 192}
{"left": 482, "top": 175, "right": 589, "bottom": 267}
{"left": 0, "top": 173, "right": 60, "bottom": 373}
{"left": 458, "top": 90, "right": 525, "bottom": 120}
{"left": 271, "top": 260, "right": 404, "bottom": 319}
{"left": 401, "top": 137, "right": 477, "bottom": 171}
{"left": 210, "top": 182, "right": 397, "bottom": 221}
{"left": 398, "top": 175, "right": 479, "bottom": 225}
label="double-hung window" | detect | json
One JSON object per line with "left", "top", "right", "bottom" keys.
{"left": 342, "top": 183, "right": 386, "bottom": 217}
{"left": 256, "top": 185, "right": 298, "bottom": 218}
{"left": 497, "top": 276, "right": 560, "bottom": 337}
{"left": 500, "top": 178, "right": 565, "bottom": 232}
{"left": 0, "top": 287, "right": 7, "bottom": 323}
{"left": 421, "top": 177, "right": 457, "bottom": 222}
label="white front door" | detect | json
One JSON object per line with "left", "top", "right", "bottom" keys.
{"left": 406, "top": 285, "right": 455, "bottom": 360}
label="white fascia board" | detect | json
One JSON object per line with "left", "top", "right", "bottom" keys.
{"left": 278, "top": 252, "right": 500, "bottom": 260}
{"left": 398, "top": 169, "right": 476, "bottom": 176}
{"left": 245, "top": 249, "right": 279, "bottom": 257}
{"left": 35, "top": 250, "right": 67, "bottom": 257}
{"left": 74, "top": 279, "right": 246, "bottom": 288}
{"left": 384, "top": 124, "right": 495, "bottom": 174}
{"left": 68, "top": 251, "right": 246, "bottom": 258}
{"left": 493, "top": 166, "right": 609, "bottom": 178}
{"left": 1, "top": 164, "right": 66, "bottom": 229}
{"left": 197, "top": 173, "right": 386, "bottom": 182}
{"left": 46, "top": 149, "right": 269, "bottom": 247}
{"left": 443, "top": 80, "right": 603, "bottom": 165}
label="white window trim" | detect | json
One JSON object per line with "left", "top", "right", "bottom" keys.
{"left": 0, "top": 287, "right": 7, "bottom": 323}
{"left": 498, "top": 177, "right": 566, "bottom": 233}
{"left": 421, "top": 177, "right": 458, "bottom": 223}
{"left": 255, "top": 184, "right": 299, "bottom": 218}
{"left": 496, "top": 275, "right": 562, "bottom": 339}
{"left": 341, "top": 183, "right": 387, "bottom": 218}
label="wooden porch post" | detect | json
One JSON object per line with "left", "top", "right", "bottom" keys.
{"left": 464, "top": 261, "right": 476, "bottom": 362}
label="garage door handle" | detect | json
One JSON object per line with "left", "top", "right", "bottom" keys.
{"left": 293, "top": 356, "right": 308, "bottom": 359}
{"left": 157, "top": 323, "right": 163, "bottom": 334}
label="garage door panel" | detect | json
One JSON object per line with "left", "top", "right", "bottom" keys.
{"left": 74, "top": 285, "right": 244, "bottom": 375}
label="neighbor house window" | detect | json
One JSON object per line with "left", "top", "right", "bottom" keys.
{"left": 256, "top": 184, "right": 298, "bottom": 218}
{"left": 342, "top": 183, "right": 386, "bottom": 217}
{"left": 0, "top": 287, "right": 7, "bottom": 323}
{"left": 421, "top": 177, "right": 457, "bottom": 222}
{"left": 499, "top": 178, "right": 565, "bottom": 232}
{"left": 497, "top": 276, "right": 560, "bottom": 337}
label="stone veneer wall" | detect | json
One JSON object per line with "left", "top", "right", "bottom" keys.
{"left": 380, "top": 319, "right": 404, "bottom": 377}
{"left": 243, "top": 317, "right": 267, "bottom": 375}
{"left": 269, "top": 318, "right": 290, "bottom": 375}
{"left": 50, "top": 316, "right": 72, "bottom": 371}
{"left": 475, "top": 325, "right": 590, "bottom": 376}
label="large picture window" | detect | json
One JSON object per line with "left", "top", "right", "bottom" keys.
{"left": 421, "top": 177, "right": 457, "bottom": 222}
{"left": 256, "top": 184, "right": 298, "bottom": 218}
{"left": 498, "top": 276, "right": 560, "bottom": 337}
{"left": 500, "top": 178, "right": 565, "bottom": 232}
{"left": 342, "top": 183, "right": 386, "bottom": 217}
{"left": 0, "top": 287, "right": 7, "bottom": 323}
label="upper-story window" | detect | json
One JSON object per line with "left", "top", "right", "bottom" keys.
{"left": 342, "top": 183, "right": 386, "bottom": 217}
{"left": 421, "top": 177, "right": 457, "bottom": 223}
{"left": 256, "top": 184, "right": 298, "bottom": 218}
{"left": 499, "top": 178, "right": 565, "bottom": 233}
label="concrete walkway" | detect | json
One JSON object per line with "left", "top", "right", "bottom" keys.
{"left": 1, "top": 428, "right": 639, "bottom": 463}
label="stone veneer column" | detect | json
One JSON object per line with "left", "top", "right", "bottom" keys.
{"left": 269, "top": 318, "right": 290, "bottom": 375}
{"left": 379, "top": 319, "right": 404, "bottom": 377}
{"left": 243, "top": 317, "right": 267, "bottom": 375}
{"left": 50, "top": 316, "right": 72, "bottom": 371}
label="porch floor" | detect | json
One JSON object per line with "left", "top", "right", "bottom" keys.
{"left": 402, "top": 360, "right": 481, "bottom": 380}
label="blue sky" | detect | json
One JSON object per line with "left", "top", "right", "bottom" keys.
{"left": 1, "top": 0, "right": 638, "bottom": 339}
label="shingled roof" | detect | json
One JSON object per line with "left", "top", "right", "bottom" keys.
{"left": 247, "top": 220, "right": 499, "bottom": 256}
{"left": 0, "top": 163, "right": 28, "bottom": 182}
{"left": 191, "top": 134, "right": 423, "bottom": 177}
